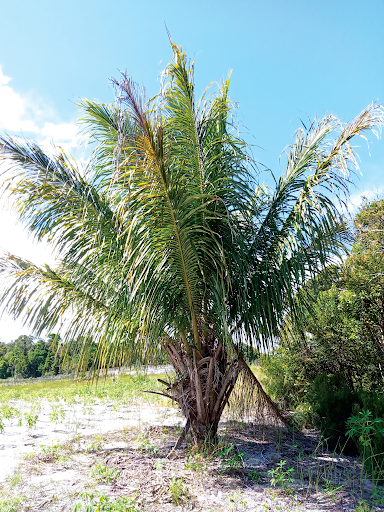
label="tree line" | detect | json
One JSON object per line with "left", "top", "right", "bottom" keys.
{"left": 0, "top": 334, "right": 81, "bottom": 379}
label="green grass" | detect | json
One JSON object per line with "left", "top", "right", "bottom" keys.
{"left": 0, "top": 373, "right": 169, "bottom": 407}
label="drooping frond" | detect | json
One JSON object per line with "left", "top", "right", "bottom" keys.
{"left": 227, "top": 103, "right": 384, "bottom": 348}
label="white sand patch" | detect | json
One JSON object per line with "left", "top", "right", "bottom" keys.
{"left": 0, "top": 400, "right": 183, "bottom": 483}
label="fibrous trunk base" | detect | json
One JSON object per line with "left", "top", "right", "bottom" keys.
{"left": 162, "top": 337, "right": 240, "bottom": 444}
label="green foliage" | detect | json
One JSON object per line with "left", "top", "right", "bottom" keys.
{"left": 23, "top": 410, "right": 39, "bottom": 429}
{"left": 0, "top": 335, "right": 61, "bottom": 379}
{"left": 184, "top": 453, "right": 207, "bottom": 472}
{"left": 258, "top": 348, "right": 307, "bottom": 410}
{"left": 49, "top": 405, "right": 65, "bottom": 423}
{"left": 228, "top": 492, "right": 247, "bottom": 511}
{"left": 0, "top": 495, "right": 25, "bottom": 512}
{"left": 307, "top": 373, "right": 358, "bottom": 450}
{"left": 354, "top": 501, "right": 374, "bottom": 512}
{"left": 346, "top": 409, "right": 384, "bottom": 482}
{"left": 90, "top": 463, "right": 120, "bottom": 484}
{"left": 40, "top": 442, "right": 64, "bottom": 459}
{"left": 217, "top": 443, "right": 245, "bottom": 472}
{"left": 248, "top": 469, "right": 262, "bottom": 482}
{"left": 72, "top": 492, "right": 139, "bottom": 512}
{"left": 0, "top": 373, "right": 164, "bottom": 406}
{"left": 134, "top": 434, "right": 160, "bottom": 456}
{"left": 259, "top": 198, "right": 384, "bottom": 451}
{"left": 268, "top": 460, "right": 295, "bottom": 491}
{"left": 168, "top": 477, "right": 189, "bottom": 505}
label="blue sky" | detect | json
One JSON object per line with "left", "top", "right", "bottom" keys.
{"left": 0, "top": 0, "right": 383, "bottom": 340}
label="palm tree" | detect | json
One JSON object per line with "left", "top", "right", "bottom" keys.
{"left": 0, "top": 43, "right": 383, "bottom": 444}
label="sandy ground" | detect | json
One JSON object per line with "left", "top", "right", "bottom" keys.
{"left": 1, "top": 400, "right": 383, "bottom": 511}
{"left": 0, "top": 399, "right": 183, "bottom": 483}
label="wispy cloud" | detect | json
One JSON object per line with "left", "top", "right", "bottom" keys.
{"left": 0, "top": 66, "right": 78, "bottom": 149}
{"left": 347, "top": 187, "right": 384, "bottom": 214}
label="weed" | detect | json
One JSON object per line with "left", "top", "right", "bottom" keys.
{"left": 228, "top": 492, "right": 247, "bottom": 511}
{"left": 217, "top": 443, "right": 244, "bottom": 473}
{"left": 323, "top": 478, "right": 343, "bottom": 500}
{"left": 72, "top": 491, "right": 139, "bottom": 512}
{"left": 354, "top": 501, "right": 374, "bottom": 512}
{"left": 23, "top": 410, "right": 39, "bottom": 429}
{"left": 347, "top": 409, "right": 384, "bottom": 483}
{"left": 248, "top": 469, "right": 261, "bottom": 483}
{"left": 168, "top": 477, "right": 189, "bottom": 505}
{"left": 40, "top": 442, "right": 63, "bottom": 459}
{"left": 135, "top": 433, "right": 160, "bottom": 456}
{"left": 371, "top": 485, "right": 384, "bottom": 505}
{"left": 154, "top": 459, "right": 164, "bottom": 471}
{"left": 84, "top": 436, "right": 102, "bottom": 453}
{"left": 90, "top": 463, "right": 120, "bottom": 484}
{"left": 7, "top": 471, "right": 22, "bottom": 488}
{"left": 268, "top": 460, "right": 295, "bottom": 491}
{"left": 49, "top": 405, "right": 66, "bottom": 423}
{"left": 184, "top": 453, "right": 207, "bottom": 473}
{"left": 0, "top": 495, "right": 26, "bottom": 512}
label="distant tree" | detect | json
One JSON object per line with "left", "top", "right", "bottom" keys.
{"left": 28, "top": 340, "right": 49, "bottom": 377}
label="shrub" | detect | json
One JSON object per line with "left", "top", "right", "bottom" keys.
{"left": 307, "top": 373, "right": 360, "bottom": 452}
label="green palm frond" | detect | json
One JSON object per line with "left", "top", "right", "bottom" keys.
{"left": 0, "top": 42, "right": 383, "bottom": 376}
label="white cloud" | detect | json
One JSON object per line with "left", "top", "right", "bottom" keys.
{"left": 0, "top": 67, "right": 40, "bottom": 133}
{"left": 347, "top": 187, "right": 384, "bottom": 215}
{"left": 0, "top": 65, "right": 79, "bottom": 145}
{"left": 40, "top": 122, "right": 79, "bottom": 153}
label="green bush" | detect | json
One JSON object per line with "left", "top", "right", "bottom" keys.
{"left": 307, "top": 373, "right": 360, "bottom": 452}
{"left": 347, "top": 397, "right": 384, "bottom": 482}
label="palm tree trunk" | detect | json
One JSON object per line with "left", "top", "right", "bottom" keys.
{"left": 162, "top": 340, "right": 241, "bottom": 444}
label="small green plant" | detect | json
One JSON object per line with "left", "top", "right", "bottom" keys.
{"left": 40, "top": 442, "right": 63, "bottom": 459}
{"left": 90, "top": 463, "right": 120, "bottom": 484}
{"left": 154, "top": 459, "right": 164, "bottom": 471}
{"left": 0, "top": 404, "right": 18, "bottom": 421}
{"left": 346, "top": 409, "right": 384, "bottom": 482}
{"left": 228, "top": 492, "right": 247, "bottom": 511}
{"left": 8, "top": 471, "right": 22, "bottom": 488}
{"left": 49, "top": 405, "right": 66, "bottom": 423}
{"left": 23, "top": 410, "right": 39, "bottom": 430}
{"left": 72, "top": 491, "right": 139, "bottom": 512}
{"left": 248, "top": 469, "right": 261, "bottom": 483}
{"left": 353, "top": 501, "right": 374, "bottom": 512}
{"left": 217, "top": 443, "right": 244, "bottom": 472}
{"left": 268, "top": 460, "right": 295, "bottom": 491}
{"left": 371, "top": 485, "right": 384, "bottom": 505}
{"left": 168, "top": 477, "right": 189, "bottom": 505}
{"left": 135, "top": 434, "right": 160, "bottom": 456}
{"left": 0, "top": 495, "right": 26, "bottom": 512}
{"left": 323, "top": 479, "right": 342, "bottom": 501}
{"left": 184, "top": 454, "right": 206, "bottom": 473}
{"left": 84, "top": 436, "right": 102, "bottom": 453}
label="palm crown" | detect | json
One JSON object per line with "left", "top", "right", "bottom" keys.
{"left": 1, "top": 43, "right": 383, "bottom": 441}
